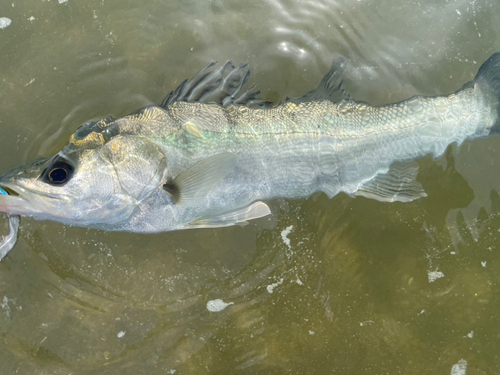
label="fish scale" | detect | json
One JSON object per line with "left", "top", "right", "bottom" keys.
{"left": 0, "top": 53, "right": 500, "bottom": 258}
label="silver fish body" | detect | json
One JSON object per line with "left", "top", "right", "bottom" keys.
{"left": 108, "top": 85, "right": 497, "bottom": 233}
{"left": 0, "top": 54, "right": 499, "bottom": 244}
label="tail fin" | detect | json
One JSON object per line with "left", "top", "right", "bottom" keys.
{"left": 474, "top": 52, "right": 500, "bottom": 134}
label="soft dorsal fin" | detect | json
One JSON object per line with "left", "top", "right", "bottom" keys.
{"left": 163, "top": 153, "right": 237, "bottom": 206}
{"left": 161, "top": 61, "right": 272, "bottom": 108}
{"left": 287, "top": 57, "right": 351, "bottom": 104}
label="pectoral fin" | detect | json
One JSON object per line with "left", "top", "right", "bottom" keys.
{"left": 185, "top": 201, "right": 272, "bottom": 228}
{"left": 163, "top": 153, "right": 237, "bottom": 206}
{"left": 355, "top": 161, "right": 427, "bottom": 203}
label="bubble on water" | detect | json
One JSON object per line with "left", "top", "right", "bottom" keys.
{"left": 450, "top": 359, "right": 467, "bottom": 375}
{"left": 281, "top": 225, "right": 293, "bottom": 249}
{"left": 0, "top": 17, "right": 12, "bottom": 29}
{"left": 428, "top": 270, "right": 445, "bottom": 283}
{"left": 206, "top": 299, "right": 233, "bottom": 312}
{"left": 1, "top": 296, "right": 16, "bottom": 317}
{"left": 267, "top": 278, "right": 284, "bottom": 293}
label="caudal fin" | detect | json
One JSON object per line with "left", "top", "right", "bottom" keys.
{"left": 474, "top": 52, "right": 500, "bottom": 134}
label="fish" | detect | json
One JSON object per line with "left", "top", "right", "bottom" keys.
{"left": 0, "top": 53, "right": 499, "bottom": 260}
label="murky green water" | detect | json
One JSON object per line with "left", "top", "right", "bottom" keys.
{"left": 1, "top": 0, "right": 500, "bottom": 374}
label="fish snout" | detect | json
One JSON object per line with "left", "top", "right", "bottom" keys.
{"left": 0, "top": 182, "right": 31, "bottom": 215}
{"left": 0, "top": 184, "right": 20, "bottom": 197}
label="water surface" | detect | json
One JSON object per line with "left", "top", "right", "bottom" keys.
{"left": 1, "top": 0, "right": 500, "bottom": 374}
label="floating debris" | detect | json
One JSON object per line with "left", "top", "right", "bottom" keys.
{"left": 0, "top": 17, "right": 12, "bottom": 29}
{"left": 206, "top": 299, "right": 233, "bottom": 312}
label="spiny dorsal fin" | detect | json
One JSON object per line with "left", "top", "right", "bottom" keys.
{"left": 163, "top": 153, "right": 237, "bottom": 206}
{"left": 161, "top": 61, "right": 273, "bottom": 108}
{"left": 287, "top": 57, "right": 351, "bottom": 104}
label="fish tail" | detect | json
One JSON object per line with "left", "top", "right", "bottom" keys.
{"left": 474, "top": 52, "right": 500, "bottom": 134}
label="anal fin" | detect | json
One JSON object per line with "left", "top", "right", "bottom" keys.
{"left": 185, "top": 201, "right": 271, "bottom": 229}
{"left": 355, "top": 161, "right": 427, "bottom": 203}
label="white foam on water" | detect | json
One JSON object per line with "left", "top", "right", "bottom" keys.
{"left": 266, "top": 278, "right": 284, "bottom": 293}
{"left": 450, "top": 359, "right": 467, "bottom": 375}
{"left": 58, "top": 0, "right": 68, "bottom": 4}
{"left": 0, "top": 17, "right": 12, "bottom": 29}
{"left": 1, "top": 296, "right": 11, "bottom": 317}
{"left": 281, "top": 225, "right": 293, "bottom": 249}
{"left": 1, "top": 296, "right": 17, "bottom": 317}
{"left": 428, "top": 270, "right": 445, "bottom": 283}
{"left": 206, "top": 299, "right": 233, "bottom": 312}
{"left": 117, "top": 331, "right": 125, "bottom": 338}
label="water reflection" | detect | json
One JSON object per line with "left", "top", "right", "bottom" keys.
{"left": 1, "top": 0, "right": 500, "bottom": 373}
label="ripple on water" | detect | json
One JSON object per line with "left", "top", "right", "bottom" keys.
{"left": 1, "top": 0, "right": 500, "bottom": 373}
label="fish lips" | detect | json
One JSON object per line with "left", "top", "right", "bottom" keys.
{"left": 0, "top": 182, "right": 39, "bottom": 216}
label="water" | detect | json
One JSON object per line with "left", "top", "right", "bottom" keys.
{"left": 1, "top": 0, "right": 500, "bottom": 373}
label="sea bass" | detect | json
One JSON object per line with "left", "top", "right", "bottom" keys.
{"left": 0, "top": 53, "right": 499, "bottom": 259}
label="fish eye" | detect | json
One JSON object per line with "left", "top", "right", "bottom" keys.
{"left": 48, "top": 168, "right": 68, "bottom": 183}
{"left": 41, "top": 156, "right": 74, "bottom": 186}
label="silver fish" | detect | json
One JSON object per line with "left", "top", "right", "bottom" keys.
{"left": 0, "top": 54, "right": 499, "bottom": 258}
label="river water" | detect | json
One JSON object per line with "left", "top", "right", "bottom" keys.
{"left": 1, "top": 0, "right": 500, "bottom": 374}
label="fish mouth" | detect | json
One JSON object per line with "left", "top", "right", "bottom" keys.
{"left": 0, "top": 180, "right": 68, "bottom": 218}
{"left": 0, "top": 185, "right": 20, "bottom": 197}
{"left": 0, "top": 182, "right": 33, "bottom": 215}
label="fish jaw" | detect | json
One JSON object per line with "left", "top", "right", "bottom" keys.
{"left": 0, "top": 158, "right": 54, "bottom": 217}
{"left": 0, "top": 178, "right": 138, "bottom": 226}
{"left": 0, "top": 181, "right": 48, "bottom": 217}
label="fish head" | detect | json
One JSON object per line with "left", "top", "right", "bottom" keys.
{"left": 0, "top": 119, "right": 169, "bottom": 226}
{"left": 0, "top": 150, "right": 135, "bottom": 226}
